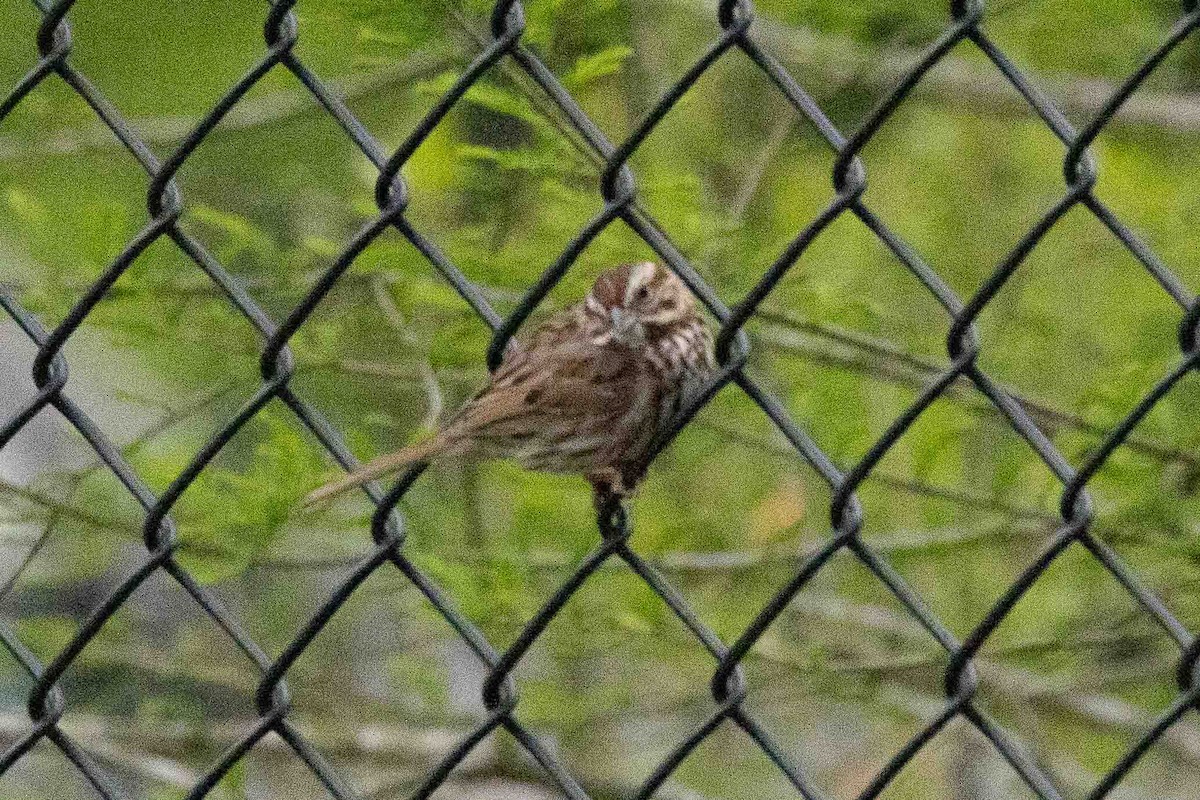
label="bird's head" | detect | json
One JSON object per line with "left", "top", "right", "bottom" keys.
{"left": 585, "top": 262, "right": 698, "bottom": 348}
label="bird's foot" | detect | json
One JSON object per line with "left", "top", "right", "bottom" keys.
{"left": 588, "top": 469, "right": 629, "bottom": 536}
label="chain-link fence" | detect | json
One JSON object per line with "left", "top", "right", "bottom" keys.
{"left": 2, "top": 0, "right": 1199, "bottom": 798}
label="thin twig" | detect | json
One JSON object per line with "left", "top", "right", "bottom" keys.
{"left": 679, "top": 0, "right": 1200, "bottom": 132}
{"left": 0, "top": 48, "right": 459, "bottom": 161}
{"left": 700, "top": 417, "right": 1057, "bottom": 521}
{"left": 370, "top": 275, "right": 445, "bottom": 429}
{"left": 0, "top": 380, "right": 244, "bottom": 593}
{"left": 758, "top": 309, "right": 1199, "bottom": 468}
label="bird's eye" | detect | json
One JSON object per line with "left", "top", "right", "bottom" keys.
{"left": 635, "top": 286, "right": 650, "bottom": 300}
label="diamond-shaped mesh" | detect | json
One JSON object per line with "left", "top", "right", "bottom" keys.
{"left": 2, "top": 0, "right": 1199, "bottom": 798}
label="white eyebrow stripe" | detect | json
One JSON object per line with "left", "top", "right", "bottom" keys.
{"left": 623, "top": 261, "right": 658, "bottom": 305}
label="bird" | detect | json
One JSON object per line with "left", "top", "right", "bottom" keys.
{"left": 304, "top": 261, "right": 715, "bottom": 508}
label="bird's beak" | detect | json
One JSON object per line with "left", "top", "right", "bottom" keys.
{"left": 609, "top": 307, "right": 645, "bottom": 347}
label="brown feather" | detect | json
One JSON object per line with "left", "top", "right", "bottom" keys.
{"left": 303, "top": 437, "right": 449, "bottom": 506}
{"left": 302, "top": 261, "right": 713, "bottom": 507}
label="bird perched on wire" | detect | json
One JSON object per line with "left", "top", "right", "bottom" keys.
{"left": 304, "top": 261, "right": 715, "bottom": 507}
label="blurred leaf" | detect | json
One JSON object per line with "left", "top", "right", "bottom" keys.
{"left": 174, "top": 411, "right": 323, "bottom": 583}
{"left": 562, "top": 45, "right": 634, "bottom": 89}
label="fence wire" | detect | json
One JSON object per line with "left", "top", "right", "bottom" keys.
{"left": 1, "top": 0, "right": 1199, "bottom": 798}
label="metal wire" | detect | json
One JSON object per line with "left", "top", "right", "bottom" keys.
{"left": 1, "top": 0, "right": 1198, "bottom": 798}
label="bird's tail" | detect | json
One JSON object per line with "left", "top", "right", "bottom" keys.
{"left": 303, "top": 437, "right": 445, "bottom": 506}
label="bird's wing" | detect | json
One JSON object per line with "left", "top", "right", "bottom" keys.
{"left": 449, "top": 338, "right": 636, "bottom": 440}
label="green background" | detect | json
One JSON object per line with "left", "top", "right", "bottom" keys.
{"left": 1, "top": 0, "right": 1199, "bottom": 798}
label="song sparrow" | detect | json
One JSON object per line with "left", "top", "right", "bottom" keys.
{"left": 305, "top": 261, "right": 715, "bottom": 507}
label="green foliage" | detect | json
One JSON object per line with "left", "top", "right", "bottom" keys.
{"left": 562, "top": 45, "right": 635, "bottom": 89}
{"left": 2, "top": 0, "right": 1200, "bottom": 797}
{"left": 166, "top": 410, "right": 326, "bottom": 583}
